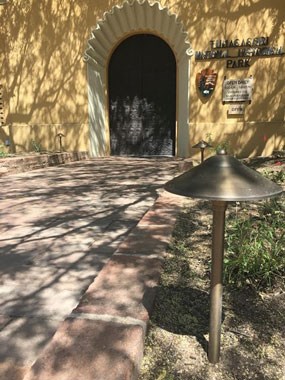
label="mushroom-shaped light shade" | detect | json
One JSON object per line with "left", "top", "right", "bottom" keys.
{"left": 192, "top": 140, "right": 212, "bottom": 149}
{"left": 165, "top": 155, "right": 283, "bottom": 202}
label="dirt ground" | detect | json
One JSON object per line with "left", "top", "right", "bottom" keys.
{"left": 139, "top": 157, "right": 285, "bottom": 380}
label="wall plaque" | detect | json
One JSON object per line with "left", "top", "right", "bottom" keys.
{"left": 223, "top": 77, "right": 253, "bottom": 102}
{"left": 228, "top": 104, "right": 245, "bottom": 115}
{"left": 196, "top": 68, "right": 218, "bottom": 97}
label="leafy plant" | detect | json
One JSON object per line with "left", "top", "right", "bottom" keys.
{"left": 31, "top": 139, "right": 42, "bottom": 153}
{"left": 262, "top": 169, "right": 285, "bottom": 185}
{"left": 0, "top": 144, "right": 7, "bottom": 158}
{"left": 205, "top": 133, "right": 231, "bottom": 155}
{"left": 224, "top": 171, "right": 285, "bottom": 290}
{"left": 215, "top": 140, "right": 230, "bottom": 154}
{"left": 205, "top": 132, "right": 213, "bottom": 147}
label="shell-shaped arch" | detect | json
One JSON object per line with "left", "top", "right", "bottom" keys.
{"left": 86, "top": 0, "right": 192, "bottom": 158}
{"left": 84, "top": 0, "right": 193, "bottom": 70}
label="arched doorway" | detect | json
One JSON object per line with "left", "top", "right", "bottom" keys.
{"left": 108, "top": 34, "right": 176, "bottom": 156}
{"left": 84, "top": 0, "right": 193, "bottom": 158}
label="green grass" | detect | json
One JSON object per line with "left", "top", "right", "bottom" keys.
{"left": 224, "top": 170, "right": 285, "bottom": 290}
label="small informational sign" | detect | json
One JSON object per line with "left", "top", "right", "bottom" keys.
{"left": 223, "top": 77, "right": 253, "bottom": 102}
{"left": 228, "top": 104, "right": 245, "bottom": 115}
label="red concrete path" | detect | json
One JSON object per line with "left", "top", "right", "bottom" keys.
{"left": 0, "top": 157, "right": 188, "bottom": 380}
{"left": 24, "top": 192, "right": 185, "bottom": 380}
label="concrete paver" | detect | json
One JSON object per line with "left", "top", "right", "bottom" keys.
{"left": 0, "top": 315, "right": 10, "bottom": 330}
{"left": 0, "top": 317, "right": 59, "bottom": 364}
{"left": 73, "top": 254, "right": 163, "bottom": 321}
{"left": 0, "top": 157, "right": 185, "bottom": 379}
{"left": 24, "top": 318, "right": 144, "bottom": 380}
{"left": 115, "top": 224, "right": 173, "bottom": 256}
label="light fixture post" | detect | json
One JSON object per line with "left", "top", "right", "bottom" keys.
{"left": 164, "top": 154, "right": 282, "bottom": 363}
{"left": 208, "top": 200, "right": 227, "bottom": 363}
{"left": 192, "top": 140, "right": 212, "bottom": 163}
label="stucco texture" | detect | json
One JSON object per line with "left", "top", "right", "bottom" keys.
{"left": 0, "top": 0, "right": 284, "bottom": 157}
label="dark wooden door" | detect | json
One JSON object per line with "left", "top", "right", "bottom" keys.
{"left": 108, "top": 34, "right": 176, "bottom": 156}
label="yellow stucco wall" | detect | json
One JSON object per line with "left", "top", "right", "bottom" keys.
{"left": 0, "top": 0, "right": 284, "bottom": 157}
{"left": 185, "top": 0, "right": 285, "bottom": 158}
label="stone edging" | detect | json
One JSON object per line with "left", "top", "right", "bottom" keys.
{"left": 0, "top": 152, "right": 89, "bottom": 177}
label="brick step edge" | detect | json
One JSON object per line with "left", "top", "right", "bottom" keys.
{"left": 0, "top": 151, "right": 90, "bottom": 176}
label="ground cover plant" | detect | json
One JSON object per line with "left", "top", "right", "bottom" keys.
{"left": 139, "top": 161, "right": 285, "bottom": 380}
{"left": 0, "top": 144, "right": 8, "bottom": 158}
{"left": 224, "top": 172, "right": 285, "bottom": 290}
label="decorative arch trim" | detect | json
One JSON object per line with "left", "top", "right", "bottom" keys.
{"left": 85, "top": 0, "right": 193, "bottom": 157}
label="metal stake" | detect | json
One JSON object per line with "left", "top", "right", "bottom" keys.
{"left": 208, "top": 200, "right": 227, "bottom": 364}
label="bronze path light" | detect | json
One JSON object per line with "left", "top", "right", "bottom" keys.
{"left": 165, "top": 152, "right": 283, "bottom": 364}
{"left": 56, "top": 132, "right": 65, "bottom": 152}
{"left": 192, "top": 140, "right": 212, "bottom": 162}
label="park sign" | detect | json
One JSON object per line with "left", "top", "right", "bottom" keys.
{"left": 223, "top": 78, "right": 253, "bottom": 103}
{"left": 195, "top": 36, "right": 284, "bottom": 68}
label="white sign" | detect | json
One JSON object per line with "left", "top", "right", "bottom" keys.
{"left": 228, "top": 104, "right": 245, "bottom": 115}
{"left": 223, "top": 78, "right": 253, "bottom": 102}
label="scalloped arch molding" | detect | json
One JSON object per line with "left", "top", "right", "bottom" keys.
{"left": 85, "top": 0, "right": 193, "bottom": 157}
